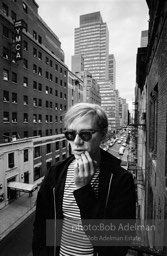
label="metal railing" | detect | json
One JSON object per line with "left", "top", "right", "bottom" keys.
{"left": 128, "top": 246, "right": 166, "bottom": 256}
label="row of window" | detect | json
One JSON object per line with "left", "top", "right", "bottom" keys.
{"left": 34, "top": 140, "right": 66, "bottom": 158}
{"left": 3, "top": 128, "right": 64, "bottom": 143}
{"left": 3, "top": 112, "right": 64, "bottom": 124}
{"left": 3, "top": 91, "right": 67, "bottom": 105}
{"left": 7, "top": 139, "right": 66, "bottom": 170}
{"left": 2, "top": 67, "right": 67, "bottom": 88}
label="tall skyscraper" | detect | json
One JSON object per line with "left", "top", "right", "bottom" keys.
{"left": 108, "top": 54, "right": 116, "bottom": 89}
{"left": 74, "top": 11, "right": 120, "bottom": 131}
{"left": 140, "top": 30, "right": 148, "bottom": 47}
{"left": 74, "top": 12, "right": 109, "bottom": 82}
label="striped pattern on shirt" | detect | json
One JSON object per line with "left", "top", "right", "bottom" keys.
{"left": 59, "top": 160, "right": 100, "bottom": 256}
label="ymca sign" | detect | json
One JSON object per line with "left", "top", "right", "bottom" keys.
{"left": 14, "top": 20, "right": 23, "bottom": 60}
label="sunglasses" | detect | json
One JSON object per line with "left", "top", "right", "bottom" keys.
{"left": 64, "top": 129, "right": 98, "bottom": 142}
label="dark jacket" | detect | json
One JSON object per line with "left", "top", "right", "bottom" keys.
{"left": 32, "top": 149, "right": 136, "bottom": 256}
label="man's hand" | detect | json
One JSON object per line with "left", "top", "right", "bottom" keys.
{"left": 74, "top": 151, "right": 95, "bottom": 189}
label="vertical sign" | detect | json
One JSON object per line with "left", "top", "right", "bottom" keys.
{"left": 14, "top": 20, "right": 23, "bottom": 60}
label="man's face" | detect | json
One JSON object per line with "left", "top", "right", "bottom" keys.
{"left": 67, "top": 115, "right": 103, "bottom": 159}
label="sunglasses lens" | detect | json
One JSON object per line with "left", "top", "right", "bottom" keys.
{"left": 64, "top": 131, "right": 76, "bottom": 141}
{"left": 80, "top": 132, "right": 92, "bottom": 141}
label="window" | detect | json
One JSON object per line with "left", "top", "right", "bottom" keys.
{"left": 55, "top": 64, "right": 58, "bottom": 71}
{"left": 3, "top": 133, "right": 10, "bottom": 143}
{"left": 33, "top": 114, "right": 37, "bottom": 123}
{"left": 50, "top": 60, "right": 52, "bottom": 67}
{"left": 33, "top": 30, "right": 37, "bottom": 40}
{"left": 33, "top": 64, "right": 37, "bottom": 73}
{"left": 50, "top": 102, "right": 52, "bottom": 108}
{"left": 60, "top": 80, "right": 62, "bottom": 86}
{"left": 23, "top": 77, "right": 28, "bottom": 87}
{"left": 11, "top": 52, "right": 17, "bottom": 63}
{"left": 55, "top": 116, "right": 58, "bottom": 123}
{"left": 24, "top": 113, "right": 28, "bottom": 123}
{"left": 34, "top": 146, "right": 41, "bottom": 158}
{"left": 34, "top": 166, "right": 41, "bottom": 181}
{"left": 8, "top": 153, "right": 14, "bottom": 169}
{"left": 33, "top": 81, "right": 37, "bottom": 90}
{"left": 33, "top": 98, "right": 37, "bottom": 107}
{"left": 12, "top": 93, "right": 17, "bottom": 103}
{"left": 46, "top": 161, "right": 52, "bottom": 170}
{"left": 23, "top": 21, "right": 28, "bottom": 32}
{"left": 60, "top": 92, "right": 63, "bottom": 98}
{"left": 2, "top": 3, "right": 9, "bottom": 16}
{"left": 38, "top": 83, "right": 42, "bottom": 91}
{"left": 38, "top": 114, "right": 42, "bottom": 123}
{"left": 50, "top": 88, "right": 53, "bottom": 94}
{"left": 3, "top": 91, "right": 9, "bottom": 102}
{"left": 23, "top": 95, "right": 28, "bottom": 105}
{"left": 3, "top": 69, "right": 9, "bottom": 81}
{"left": 38, "top": 51, "right": 42, "bottom": 60}
{"left": 12, "top": 72, "right": 17, "bottom": 83}
{"left": 23, "top": 58, "right": 28, "bottom": 69}
{"left": 55, "top": 77, "right": 58, "bottom": 83}
{"left": 11, "top": 11, "right": 16, "bottom": 22}
{"left": 12, "top": 112, "right": 17, "bottom": 123}
{"left": 33, "top": 130, "right": 37, "bottom": 136}
{"left": 55, "top": 103, "right": 58, "bottom": 110}
{"left": 55, "top": 141, "right": 59, "bottom": 150}
{"left": 3, "top": 112, "right": 9, "bottom": 122}
{"left": 149, "top": 85, "right": 158, "bottom": 159}
{"left": 3, "top": 26, "right": 9, "bottom": 38}
{"left": 45, "top": 57, "right": 49, "bottom": 64}
{"left": 24, "top": 131, "right": 28, "bottom": 138}
{"left": 38, "top": 99, "right": 42, "bottom": 107}
{"left": 62, "top": 140, "right": 66, "bottom": 148}
{"left": 46, "top": 144, "right": 51, "bottom": 154}
{"left": 55, "top": 90, "right": 58, "bottom": 96}
{"left": 33, "top": 48, "right": 37, "bottom": 57}
{"left": 38, "top": 35, "right": 42, "bottom": 44}
{"left": 24, "top": 149, "right": 28, "bottom": 162}
{"left": 50, "top": 115, "right": 52, "bottom": 122}
{"left": 45, "top": 71, "right": 49, "bottom": 79}
{"left": 3, "top": 47, "right": 9, "bottom": 59}
{"left": 23, "top": 2, "right": 28, "bottom": 13}
{"left": 46, "top": 101, "right": 49, "bottom": 108}
{"left": 38, "top": 67, "right": 42, "bottom": 76}
{"left": 46, "top": 115, "right": 49, "bottom": 123}
{"left": 23, "top": 41, "right": 28, "bottom": 51}
{"left": 50, "top": 74, "right": 53, "bottom": 81}
{"left": 60, "top": 67, "right": 63, "bottom": 73}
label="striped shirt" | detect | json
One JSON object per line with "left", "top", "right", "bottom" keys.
{"left": 59, "top": 160, "right": 100, "bottom": 256}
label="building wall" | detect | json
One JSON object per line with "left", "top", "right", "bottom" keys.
{"left": 0, "top": 0, "right": 68, "bottom": 143}
{"left": 144, "top": 0, "right": 167, "bottom": 251}
{"left": 0, "top": 134, "right": 68, "bottom": 209}
{"left": 74, "top": 12, "right": 109, "bottom": 83}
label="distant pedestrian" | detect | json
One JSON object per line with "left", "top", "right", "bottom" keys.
{"left": 32, "top": 102, "right": 136, "bottom": 256}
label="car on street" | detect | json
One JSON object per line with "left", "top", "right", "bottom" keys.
{"left": 122, "top": 142, "right": 126, "bottom": 147}
{"left": 117, "top": 140, "right": 121, "bottom": 144}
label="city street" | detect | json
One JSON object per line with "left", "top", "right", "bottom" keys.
{"left": 0, "top": 212, "right": 35, "bottom": 256}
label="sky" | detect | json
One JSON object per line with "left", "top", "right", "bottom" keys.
{"left": 36, "top": 0, "right": 149, "bottom": 112}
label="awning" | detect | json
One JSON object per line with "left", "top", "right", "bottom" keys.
{"left": 8, "top": 182, "right": 37, "bottom": 192}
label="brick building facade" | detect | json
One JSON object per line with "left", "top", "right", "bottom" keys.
{"left": 0, "top": 0, "right": 68, "bottom": 143}
{"left": 135, "top": 1, "right": 167, "bottom": 253}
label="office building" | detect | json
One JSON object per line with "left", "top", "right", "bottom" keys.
{"left": 0, "top": 0, "right": 68, "bottom": 143}
{"left": 74, "top": 12, "right": 109, "bottom": 82}
{"left": 108, "top": 54, "right": 116, "bottom": 89}
{"left": 140, "top": 30, "right": 148, "bottom": 47}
